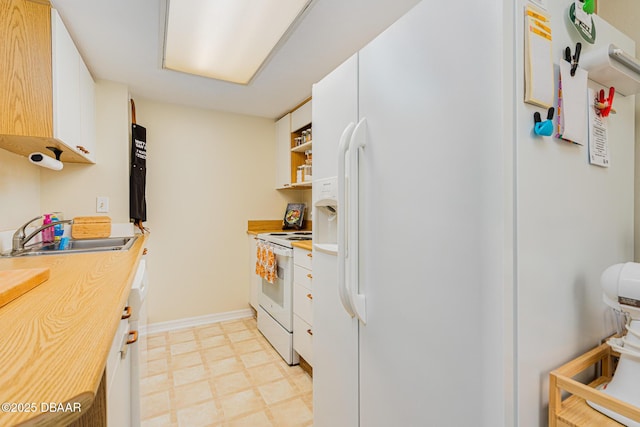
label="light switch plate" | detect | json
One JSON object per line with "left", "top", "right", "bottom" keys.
{"left": 96, "top": 196, "right": 109, "bottom": 213}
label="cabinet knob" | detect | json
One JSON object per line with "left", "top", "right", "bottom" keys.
{"left": 306, "top": 273, "right": 313, "bottom": 279}
{"left": 306, "top": 293, "right": 313, "bottom": 300}
{"left": 126, "top": 330, "right": 139, "bottom": 345}
{"left": 306, "top": 329, "right": 313, "bottom": 336}
{"left": 121, "top": 306, "right": 132, "bottom": 319}
{"left": 306, "top": 253, "right": 312, "bottom": 258}
{"left": 143, "top": 248, "right": 148, "bottom": 255}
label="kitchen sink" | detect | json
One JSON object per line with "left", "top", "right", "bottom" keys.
{"left": 7, "top": 236, "right": 138, "bottom": 257}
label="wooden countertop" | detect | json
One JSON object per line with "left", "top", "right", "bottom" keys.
{"left": 0, "top": 234, "right": 147, "bottom": 426}
{"left": 246, "top": 220, "right": 312, "bottom": 236}
{"left": 291, "top": 241, "right": 312, "bottom": 251}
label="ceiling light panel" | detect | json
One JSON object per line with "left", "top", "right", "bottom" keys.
{"left": 164, "top": 0, "right": 310, "bottom": 84}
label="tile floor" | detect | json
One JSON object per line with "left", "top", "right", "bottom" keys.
{"left": 140, "top": 317, "right": 313, "bottom": 427}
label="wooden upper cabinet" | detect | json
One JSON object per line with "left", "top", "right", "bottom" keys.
{"left": 0, "top": 0, "right": 95, "bottom": 164}
{"left": 0, "top": 0, "right": 53, "bottom": 138}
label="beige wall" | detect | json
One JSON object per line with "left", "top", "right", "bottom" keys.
{"left": 598, "top": 2, "right": 640, "bottom": 260}
{"left": 0, "top": 149, "right": 41, "bottom": 230}
{"left": 134, "top": 98, "right": 300, "bottom": 323}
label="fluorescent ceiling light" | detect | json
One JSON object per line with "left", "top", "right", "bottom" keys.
{"left": 163, "top": 0, "right": 311, "bottom": 85}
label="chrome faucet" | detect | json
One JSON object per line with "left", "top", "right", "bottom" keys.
{"left": 12, "top": 216, "right": 73, "bottom": 255}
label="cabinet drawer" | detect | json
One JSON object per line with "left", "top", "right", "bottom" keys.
{"left": 294, "top": 247, "right": 312, "bottom": 270}
{"left": 294, "top": 264, "right": 313, "bottom": 290}
{"left": 293, "top": 315, "right": 313, "bottom": 365}
{"left": 293, "top": 283, "right": 313, "bottom": 324}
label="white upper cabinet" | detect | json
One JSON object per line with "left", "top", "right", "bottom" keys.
{"left": 275, "top": 113, "right": 292, "bottom": 189}
{"left": 51, "top": 10, "right": 96, "bottom": 163}
{"left": 79, "top": 58, "right": 96, "bottom": 162}
{"left": 291, "top": 99, "right": 312, "bottom": 132}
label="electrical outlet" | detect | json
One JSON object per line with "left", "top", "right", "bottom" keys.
{"left": 96, "top": 196, "right": 109, "bottom": 213}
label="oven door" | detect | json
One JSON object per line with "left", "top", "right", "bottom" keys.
{"left": 258, "top": 244, "right": 294, "bottom": 332}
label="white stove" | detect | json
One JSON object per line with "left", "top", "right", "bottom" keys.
{"left": 256, "top": 231, "right": 312, "bottom": 248}
{"left": 255, "top": 230, "right": 312, "bottom": 365}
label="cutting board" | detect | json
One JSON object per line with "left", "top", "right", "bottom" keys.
{"left": 72, "top": 216, "right": 111, "bottom": 239}
{"left": 0, "top": 268, "right": 50, "bottom": 308}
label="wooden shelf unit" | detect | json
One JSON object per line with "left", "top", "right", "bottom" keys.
{"left": 549, "top": 342, "right": 640, "bottom": 426}
{"left": 290, "top": 123, "right": 312, "bottom": 186}
{"left": 291, "top": 140, "right": 312, "bottom": 153}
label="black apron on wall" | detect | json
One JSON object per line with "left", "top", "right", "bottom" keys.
{"left": 130, "top": 99, "right": 147, "bottom": 231}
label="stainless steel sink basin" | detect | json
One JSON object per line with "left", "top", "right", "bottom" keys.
{"left": 7, "top": 236, "right": 138, "bottom": 257}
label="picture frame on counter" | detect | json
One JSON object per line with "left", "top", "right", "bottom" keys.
{"left": 283, "top": 203, "right": 306, "bottom": 230}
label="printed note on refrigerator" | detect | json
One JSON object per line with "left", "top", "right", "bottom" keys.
{"left": 556, "top": 60, "right": 588, "bottom": 145}
{"left": 524, "top": 5, "right": 553, "bottom": 109}
{"left": 588, "top": 88, "right": 609, "bottom": 167}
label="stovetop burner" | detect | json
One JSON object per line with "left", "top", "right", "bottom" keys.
{"left": 257, "top": 231, "right": 313, "bottom": 248}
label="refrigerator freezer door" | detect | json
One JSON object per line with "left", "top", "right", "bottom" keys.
{"left": 312, "top": 53, "right": 360, "bottom": 427}
{"left": 312, "top": 54, "right": 359, "bottom": 182}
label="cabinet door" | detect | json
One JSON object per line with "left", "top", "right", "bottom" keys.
{"left": 293, "top": 315, "right": 313, "bottom": 365}
{"left": 79, "top": 59, "right": 96, "bottom": 162}
{"left": 0, "top": 0, "right": 52, "bottom": 138}
{"left": 106, "top": 317, "right": 131, "bottom": 427}
{"left": 51, "top": 10, "right": 95, "bottom": 163}
{"left": 51, "top": 10, "right": 80, "bottom": 148}
{"left": 275, "top": 113, "right": 291, "bottom": 188}
{"left": 291, "top": 100, "right": 312, "bottom": 132}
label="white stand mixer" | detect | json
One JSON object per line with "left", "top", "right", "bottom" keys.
{"left": 588, "top": 262, "right": 640, "bottom": 426}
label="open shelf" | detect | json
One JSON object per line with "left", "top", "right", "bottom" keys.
{"left": 290, "top": 181, "right": 312, "bottom": 188}
{"left": 291, "top": 140, "right": 312, "bottom": 152}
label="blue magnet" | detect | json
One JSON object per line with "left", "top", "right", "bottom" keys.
{"left": 534, "top": 107, "right": 555, "bottom": 137}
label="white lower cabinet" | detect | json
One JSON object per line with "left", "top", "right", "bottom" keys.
{"left": 293, "top": 315, "right": 313, "bottom": 364}
{"left": 106, "top": 308, "right": 132, "bottom": 427}
{"left": 293, "top": 247, "right": 313, "bottom": 365}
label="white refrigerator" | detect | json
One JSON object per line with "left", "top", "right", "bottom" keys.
{"left": 312, "top": 1, "right": 637, "bottom": 426}
{"left": 311, "top": 1, "right": 506, "bottom": 426}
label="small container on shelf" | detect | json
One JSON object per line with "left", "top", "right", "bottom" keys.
{"left": 303, "top": 164, "right": 312, "bottom": 182}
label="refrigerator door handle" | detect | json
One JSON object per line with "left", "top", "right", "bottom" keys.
{"left": 347, "top": 118, "right": 367, "bottom": 324}
{"left": 338, "top": 122, "right": 356, "bottom": 318}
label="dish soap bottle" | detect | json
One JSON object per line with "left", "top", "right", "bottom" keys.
{"left": 51, "top": 214, "right": 64, "bottom": 242}
{"left": 42, "top": 214, "right": 54, "bottom": 244}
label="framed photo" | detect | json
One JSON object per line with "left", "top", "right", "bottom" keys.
{"left": 283, "top": 203, "right": 305, "bottom": 230}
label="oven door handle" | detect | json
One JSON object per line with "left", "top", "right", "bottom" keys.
{"left": 337, "top": 122, "right": 356, "bottom": 318}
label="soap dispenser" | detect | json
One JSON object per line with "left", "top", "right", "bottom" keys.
{"left": 42, "top": 214, "right": 54, "bottom": 244}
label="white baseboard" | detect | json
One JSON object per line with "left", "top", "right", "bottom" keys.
{"left": 145, "top": 308, "right": 255, "bottom": 335}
